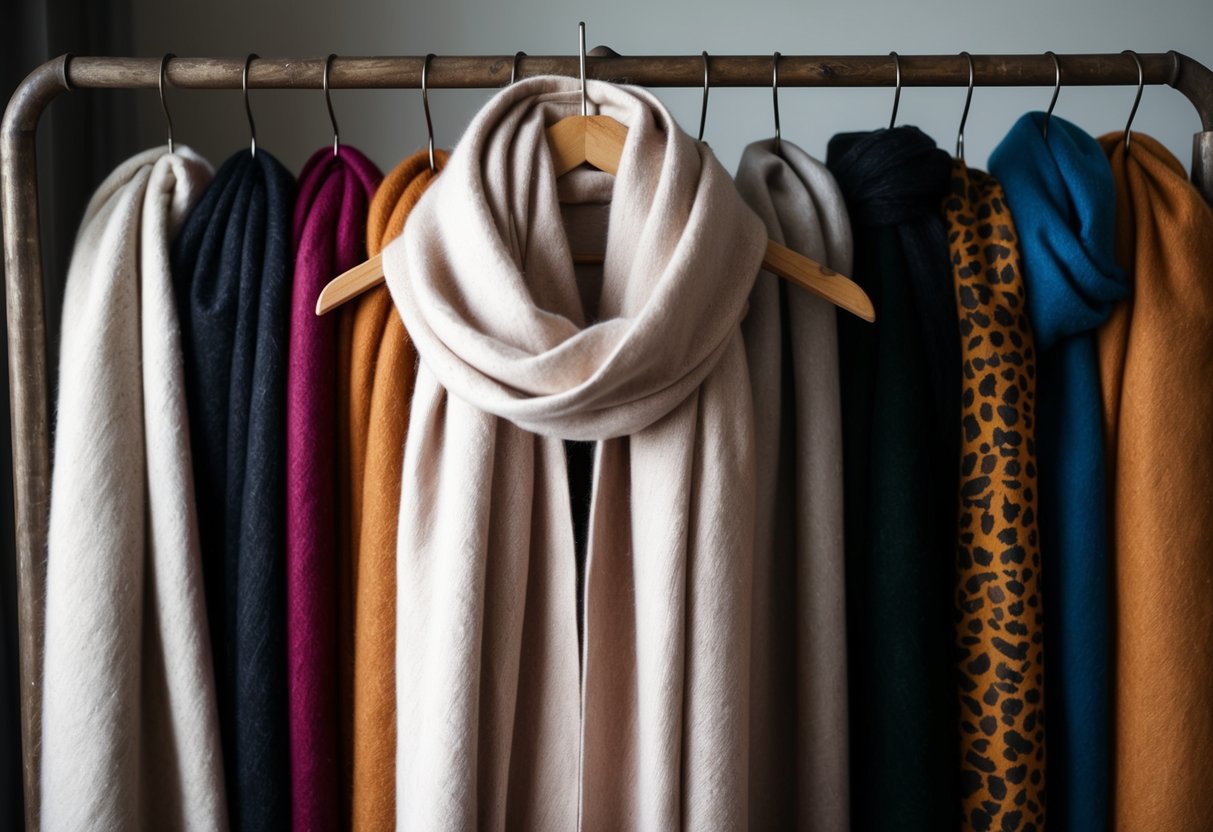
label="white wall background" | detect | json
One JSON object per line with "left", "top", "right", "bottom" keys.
{"left": 129, "top": 0, "right": 1212, "bottom": 182}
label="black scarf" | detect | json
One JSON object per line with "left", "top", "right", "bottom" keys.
{"left": 826, "top": 126, "right": 960, "bottom": 832}
{"left": 173, "top": 149, "right": 296, "bottom": 832}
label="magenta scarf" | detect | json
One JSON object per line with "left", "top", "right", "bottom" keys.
{"left": 286, "top": 144, "right": 382, "bottom": 828}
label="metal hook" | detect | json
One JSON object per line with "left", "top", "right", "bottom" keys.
{"left": 324, "top": 53, "right": 340, "bottom": 157}
{"left": 579, "top": 21, "right": 588, "bottom": 116}
{"left": 697, "top": 51, "right": 710, "bottom": 143}
{"left": 888, "top": 51, "right": 902, "bottom": 130}
{"left": 772, "top": 51, "right": 782, "bottom": 156}
{"left": 243, "top": 53, "right": 259, "bottom": 158}
{"left": 422, "top": 53, "right": 436, "bottom": 172}
{"left": 1042, "top": 51, "right": 1061, "bottom": 141}
{"left": 160, "top": 53, "right": 176, "bottom": 154}
{"left": 956, "top": 52, "right": 974, "bottom": 160}
{"left": 1122, "top": 50, "right": 1144, "bottom": 149}
{"left": 511, "top": 51, "right": 527, "bottom": 85}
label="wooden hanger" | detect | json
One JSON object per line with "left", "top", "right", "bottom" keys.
{"left": 316, "top": 29, "right": 875, "bottom": 323}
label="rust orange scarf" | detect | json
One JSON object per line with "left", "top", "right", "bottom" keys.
{"left": 1097, "top": 131, "right": 1213, "bottom": 831}
{"left": 339, "top": 148, "right": 446, "bottom": 831}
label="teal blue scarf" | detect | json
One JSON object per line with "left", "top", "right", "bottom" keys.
{"left": 989, "top": 112, "right": 1128, "bottom": 832}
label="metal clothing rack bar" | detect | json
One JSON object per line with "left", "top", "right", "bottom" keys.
{"left": 4, "top": 49, "right": 1213, "bottom": 828}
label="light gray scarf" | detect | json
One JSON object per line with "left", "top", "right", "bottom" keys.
{"left": 735, "top": 137, "right": 853, "bottom": 832}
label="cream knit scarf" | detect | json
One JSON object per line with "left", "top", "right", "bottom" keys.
{"left": 43, "top": 146, "right": 226, "bottom": 830}
{"left": 382, "top": 75, "right": 767, "bottom": 830}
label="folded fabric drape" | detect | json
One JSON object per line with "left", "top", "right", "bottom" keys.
{"left": 43, "top": 146, "right": 226, "bottom": 830}
{"left": 990, "top": 112, "right": 1128, "bottom": 832}
{"left": 382, "top": 75, "right": 768, "bottom": 829}
{"left": 173, "top": 149, "right": 297, "bottom": 832}
{"left": 734, "top": 137, "right": 852, "bottom": 832}
{"left": 1096, "top": 131, "right": 1213, "bottom": 832}
{"left": 825, "top": 125, "right": 958, "bottom": 832}
{"left": 339, "top": 147, "right": 444, "bottom": 832}
{"left": 943, "top": 159, "right": 1046, "bottom": 831}
{"left": 287, "top": 145, "right": 382, "bottom": 831}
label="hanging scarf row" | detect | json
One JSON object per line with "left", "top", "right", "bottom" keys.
{"left": 39, "top": 74, "right": 1213, "bottom": 832}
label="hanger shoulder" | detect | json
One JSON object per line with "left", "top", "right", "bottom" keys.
{"left": 584, "top": 115, "right": 625, "bottom": 174}
{"left": 315, "top": 241, "right": 874, "bottom": 321}
{"left": 547, "top": 116, "right": 589, "bottom": 177}
{"left": 547, "top": 114, "right": 627, "bottom": 177}
{"left": 761, "top": 240, "right": 876, "bottom": 322}
{"left": 315, "top": 252, "right": 384, "bottom": 315}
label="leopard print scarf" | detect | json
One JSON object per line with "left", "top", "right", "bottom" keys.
{"left": 944, "top": 159, "right": 1046, "bottom": 832}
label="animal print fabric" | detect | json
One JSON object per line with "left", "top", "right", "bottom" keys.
{"left": 944, "top": 160, "right": 1046, "bottom": 832}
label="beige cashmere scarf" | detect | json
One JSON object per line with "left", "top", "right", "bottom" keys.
{"left": 382, "top": 75, "right": 767, "bottom": 830}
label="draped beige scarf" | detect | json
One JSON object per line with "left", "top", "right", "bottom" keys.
{"left": 382, "top": 75, "right": 767, "bottom": 829}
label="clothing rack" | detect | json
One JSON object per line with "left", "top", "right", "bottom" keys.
{"left": 4, "top": 49, "right": 1213, "bottom": 827}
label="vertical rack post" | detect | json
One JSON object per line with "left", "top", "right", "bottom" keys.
{"left": 1, "top": 57, "right": 67, "bottom": 832}
{"left": 1192, "top": 132, "right": 1213, "bottom": 203}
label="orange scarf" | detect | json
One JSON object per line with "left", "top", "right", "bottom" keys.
{"left": 339, "top": 148, "right": 446, "bottom": 830}
{"left": 944, "top": 160, "right": 1046, "bottom": 830}
{"left": 1097, "top": 132, "right": 1213, "bottom": 831}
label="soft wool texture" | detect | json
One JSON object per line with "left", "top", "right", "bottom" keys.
{"left": 825, "top": 126, "right": 959, "bottom": 832}
{"left": 173, "top": 149, "right": 297, "bottom": 832}
{"left": 338, "top": 147, "right": 444, "bottom": 832}
{"left": 943, "top": 160, "right": 1046, "bottom": 830}
{"left": 287, "top": 145, "right": 382, "bottom": 831}
{"left": 43, "top": 146, "right": 227, "bottom": 830}
{"left": 990, "top": 112, "right": 1128, "bottom": 832}
{"left": 1096, "top": 131, "right": 1213, "bottom": 832}
{"left": 383, "top": 75, "right": 767, "bottom": 829}
{"left": 734, "top": 138, "right": 852, "bottom": 831}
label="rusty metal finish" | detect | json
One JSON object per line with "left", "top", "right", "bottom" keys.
{"left": 3, "top": 49, "right": 1213, "bottom": 830}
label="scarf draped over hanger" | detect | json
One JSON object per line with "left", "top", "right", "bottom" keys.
{"left": 287, "top": 144, "right": 383, "bottom": 831}
{"left": 990, "top": 112, "right": 1128, "bottom": 832}
{"left": 734, "top": 137, "right": 852, "bottom": 831}
{"left": 43, "top": 146, "right": 226, "bottom": 830}
{"left": 826, "top": 125, "right": 959, "bottom": 832}
{"left": 382, "top": 74, "right": 768, "bottom": 830}
{"left": 1097, "top": 130, "right": 1213, "bottom": 832}
{"left": 173, "top": 148, "right": 297, "bottom": 832}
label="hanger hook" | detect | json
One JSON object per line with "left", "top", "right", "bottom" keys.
{"left": 324, "top": 54, "right": 340, "bottom": 157}
{"left": 422, "top": 53, "right": 436, "bottom": 172}
{"left": 772, "top": 51, "right": 782, "bottom": 156}
{"left": 511, "top": 51, "right": 527, "bottom": 85}
{"left": 243, "top": 53, "right": 258, "bottom": 158}
{"left": 697, "top": 51, "right": 711, "bottom": 143}
{"left": 579, "top": 21, "right": 588, "bottom": 116}
{"left": 956, "top": 52, "right": 974, "bottom": 160}
{"left": 1122, "top": 50, "right": 1144, "bottom": 149}
{"left": 888, "top": 51, "right": 902, "bottom": 130}
{"left": 159, "top": 53, "right": 176, "bottom": 154}
{"left": 1042, "top": 51, "right": 1061, "bottom": 141}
